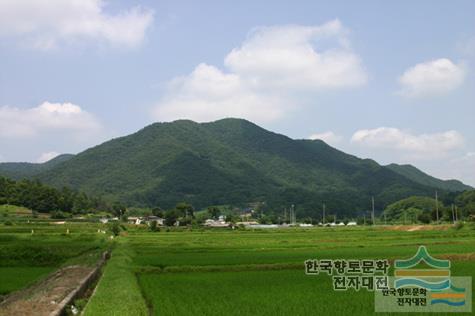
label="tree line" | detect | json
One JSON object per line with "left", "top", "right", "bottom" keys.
{"left": 0, "top": 176, "right": 112, "bottom": 215}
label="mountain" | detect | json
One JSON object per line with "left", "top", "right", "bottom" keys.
{"left": 386, "top": 163, "right": 472, "bottom": 192}
{"left": 0, "top": 119, "right": 470, "bottom": 218}
{"left": 0, "top": 154, "right": 74, "bottom": 180}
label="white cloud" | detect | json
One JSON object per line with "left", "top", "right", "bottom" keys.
{"left": 37, "top": 151, "right": 60, "bottom": 163}
{"left": 0, "top": 101, "right": 102, "bottom": 139}
{"left": 351, "top": 127, "right": 464, "bottom": 158}
{"left": 224, "top": 20, "right": 367, "bottom": 90}
{"left": 397, "top": 58, "right": 466, "bottom": 98}
{"left": 308, "top": 131, "right": 342, "bottom": 145}
{"left": 154, "top": 63, "right": 287, "bottom": 123}
{"left": 0, "top": 0, "right": 153, "bottom": 50}
{"left": 153, "top": 20, "right": 367, "bottom": 123}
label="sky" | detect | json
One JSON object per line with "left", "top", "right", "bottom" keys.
{"left": 0, "top": 0, "right": 474, "bottom": 185}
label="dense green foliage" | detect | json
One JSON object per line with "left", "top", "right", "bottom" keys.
{"left": 383, "top": 196, "right": 442, "bottom": 222}
{"left": 0, "top": 176, "right": 111, "bottom": 213}
{"left": 0, "top": 119, "right": 470, "bottom": 218}
{"left": 0, "top": 154, "right": 73, "bottom": 180}
{"left": 386, "top": 163, "right": 472, "bottom": 192}
{"left": 455, "top": 190, "right": 475, "bottom": 218}
{"left": 383, "top": 191, "right": 475, "bottom": 222}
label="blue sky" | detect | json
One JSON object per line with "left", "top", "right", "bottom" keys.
{"left": 0, "top": 0, "right": 474, "bottom": 185}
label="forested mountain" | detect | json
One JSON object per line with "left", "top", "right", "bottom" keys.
{"left": 0, "top": 119, "right": 471, "bottom": 218}
{"left": 386, "top": 163, "right": 472, "bottom": 192}
{"left": 0, "top": 154, "right": 74, "bottom": 180}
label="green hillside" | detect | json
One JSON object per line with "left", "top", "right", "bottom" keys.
{"left": 0, "top": 119, "right": 469, "bottom": 218}
{"left": 0, "top": 154, "right": 74, "bottom": 180}
{"left": 386, "top": 163, "right": 472, "bottom": 192}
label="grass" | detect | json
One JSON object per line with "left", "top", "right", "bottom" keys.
{"left": 0, "top": 267, "right": 54, "bottom": 295}
{"left": 127, "top": 226, "right": 475, "bottom": 316}
{"left": 138, "top": 269, "right": 373, "bottom": 316}
{"left": 2, "top": 222, "right": 475, "bottom": 315}
{"left": 82, "top": 240, "right": 149, "bottom": 316}
{"left": 0, "top": 221, "right": 109, "bottom": 296}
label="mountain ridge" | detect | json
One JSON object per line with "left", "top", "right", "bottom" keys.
{"left": 386, "top": 163, "right": 472, "bottom": 192}
{"left": 0, "top": 118, "right": 470, "bottom": 217}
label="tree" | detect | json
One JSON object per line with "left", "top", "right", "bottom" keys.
{"left": 112, "top": 202, "right": 127, "bottom": 218}
{"left": 226, "top": 214, "right": 238, "bottom": 224}
{"left": 207, "top": 206, "right": 220, "bottom": 219}
{"left": 110, "top": 221, "right": 121, "bottom": 236}
{"left": 176, "top": 202, "right": 194, "bottom": 218}
{"left": 164, "top": 209, "right": 180, "bottom": 226}
{"left": 149, "top": 220, "right": 159, "bottom": 232}
{"left": 152, "top": 207, "right": 164, "bottom": 218}
{"left": 417, "top": 213, "right": 431, "bottom": 224}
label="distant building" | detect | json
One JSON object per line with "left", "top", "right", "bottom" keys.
{"left": 144, "top": 216, "right": 164, "bottom": 226}
{"left": 204, "top": 218, "right": 229, "bottom": 227}
{"left": 236, "top": 221, "right": 259, "bottom": 226}
{"left": 127, "top": 217, "right": 142, "bottom": 225}
{"left": 247, "top": 224, "right": 279, "bottom": 229}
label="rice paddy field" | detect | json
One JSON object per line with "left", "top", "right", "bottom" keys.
{"left": 0, "top": 222, "right": 108, "bottom": 296}
{"left": 84, "top": 225, "right": 475, "bottom": 316}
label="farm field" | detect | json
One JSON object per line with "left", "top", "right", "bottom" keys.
{"left": 0, "top": 222, "right": 109, "bottom": 298}
{"left": 85, "top": 225, "right": 475, "bottom": 315}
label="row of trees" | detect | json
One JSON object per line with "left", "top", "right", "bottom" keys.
{"left": 383, "top": 193, "right": 475, "bottom": 224}
{"left": 0, "top": 176, "right": 112, "bottom": 214}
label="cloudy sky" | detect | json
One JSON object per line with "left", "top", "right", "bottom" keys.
{"left": 0, "top": 0, "right": 474, "bottom": 185}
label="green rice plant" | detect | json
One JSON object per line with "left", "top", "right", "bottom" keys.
{"left": 83, "top": 240, "right": 149, "bottom": 316}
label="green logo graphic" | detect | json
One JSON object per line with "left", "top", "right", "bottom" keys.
{"left": 375, "top": 246, "right": 472, "bottom": 312}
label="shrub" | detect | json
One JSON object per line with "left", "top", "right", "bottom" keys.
{"left": 109, "top": 221, "right": 121, "bottom": 236}
{"left": 4, "top": 220, "right": 13, "bottom": 226}
{"left": 51, "top": 211, "right": 68, "bottom": 219}
{"left": 417, "top": 213, "right": 432, "bottom": 224}
{"left": 149, "top": 220, "right": 160, "bottom": 232}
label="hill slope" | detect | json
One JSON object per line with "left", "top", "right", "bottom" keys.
{"left": 0, "top": 119, "right": 468, "bottom": 217}
{"left": 0, "top": 154, "right": 74, "bottom": 180}
{"left": 386, "top": 163, "right": 472, "bottom": 192}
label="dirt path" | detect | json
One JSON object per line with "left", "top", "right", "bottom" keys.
{"left": 382, "top": 225, "right": 451, "bottom": 231}
{"left": 0, "top": 265, "right": 94, "bottom": 316}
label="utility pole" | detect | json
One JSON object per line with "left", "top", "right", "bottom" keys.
{"left": 371, "top": 196, "right": 375, "bottom": 225}
{"left": 455, "top": 206, "right": 458, "bottom": 222}
{"left": 293, "top": 205, "right": 296, "bottom": 225}
{"left": 290, "top": 204, "right": 295, "bottom": 225}
{"left": 435, "top": 191, "right": 439, "bottom": 225}
{"left": 322, "top": 203, "right": 326, "bottom": 225}
{"left": 284, "top": 208, "right": 287, "bottom": 224}
{"left": 452, "top": 204, "right": 455, "bottom": 225}
{"left": 288, "top": 206, "right": 291, "bottom": 225}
